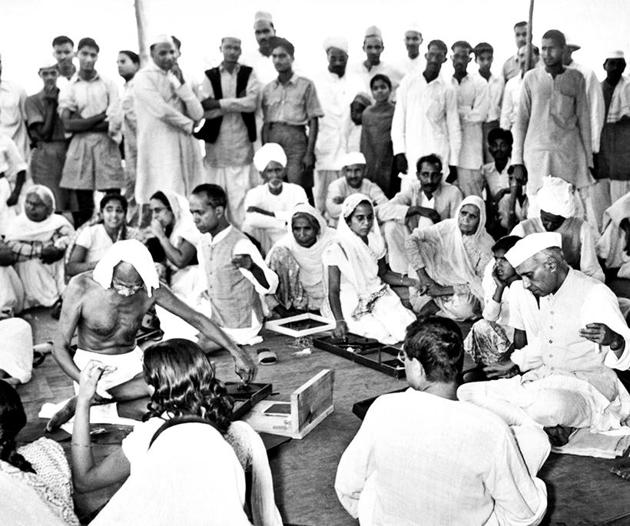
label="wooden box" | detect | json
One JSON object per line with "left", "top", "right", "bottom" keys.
{"left": 264, "top": 313, "right": 336, "bottom": 338}
{"left": 244, "top": 370, "right": 334, "bottom": 439}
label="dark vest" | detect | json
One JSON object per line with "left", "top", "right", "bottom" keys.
{"left": 194, "top": 65, "right": 256, "bottom": 144}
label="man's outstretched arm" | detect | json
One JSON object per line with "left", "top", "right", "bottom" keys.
{"left": 153, "top": 284, "right": 257, "bottom": 383}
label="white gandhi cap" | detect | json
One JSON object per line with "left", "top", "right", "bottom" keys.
{"left": 504, "top": 232, "right": 562, "bottom": 268}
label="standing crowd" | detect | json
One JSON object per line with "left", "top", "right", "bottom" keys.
{"left": 1, "top": 9, "right": 630, "bottom": 525}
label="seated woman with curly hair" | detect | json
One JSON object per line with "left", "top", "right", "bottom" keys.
{"left": 73, "top": 339, "right": 281, "bottom": 526}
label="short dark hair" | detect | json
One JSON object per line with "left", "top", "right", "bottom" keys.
{"left": 52, "top": 35, "right": 74, "bottom": 48}
{"left": 492, "top": 235, "right": 521, "bottom": 253}
{"left": 370, "top": 74, "right": 391, "bottom": 90}
{"left": 427, "top": 39, "right": 447, "bottom": 54}
{"left": 269, "top": 36, "right": 295, "bottom": 57}
{"left": 77, "top": 37, "right": 99, "bottom": 53}
{"left": 542, "top": 29, "right": 566, "bottom": 47}
{"left": 192, "top": 184, "right": 228, "bottom": 209}
{"left": 119, "top": 50, "right": 140, "bottom": 65}
{"left": 100, "top": 192, "right": 128, "bottom": 213}
{"left": 404, "top": 316, "right": 464, "bottom": 383}
{"left": 416, "top": 154, "right": 443, "bottom": 173}
{"left": 473, "top": 42, "right": 494, "bottom": 57}
{"left": 451, "top": 40, "right": 472, "bottom": 53}
{"left": 487, "top": 127, "right": 513, "bottom": 146}
{"left": 171, "top": 35, "right": 182, "bottom": 51}
{"left": 514, "top": 21, "right": 528, "bottom": 29}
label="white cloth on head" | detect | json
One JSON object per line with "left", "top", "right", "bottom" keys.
{"left": 254, "top": 11, "right": 273, "bottom": 23}
{"left": 607, "top": 50, "right": 625, "bottom": 60}
{"left": 160, "top": 191, "right": 200, "bottom": 247}
{"left": 0, "top": 317, "right": 32, "bottom": 383}
{"left": 536, "top": 176, "right": 578, "bottom": 217}
{"left": 504, "top": 232, "right": 562, "bottom": 268}
{"left": 253, "top": 142, "right": 287, "bottom": 172}
{"left": 148, "top": 34, "right": 175, "bottom": 47}
{"left": 364, "top": 26, "right": 382, "bottom": 39}
{"left": 323, "top": 37, "right": 349, "bottom": 54}
{"left": 92, "top": 239, "right": 160, "bottom": 297}
{"left": 340, "top": 151, "right": 366, "bottom": 168}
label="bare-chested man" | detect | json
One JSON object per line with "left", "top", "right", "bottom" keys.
{"left": 47, "top": 239, "right": 256, "bottom": 431}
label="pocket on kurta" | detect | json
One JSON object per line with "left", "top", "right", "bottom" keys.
{"left": 550, "top": 91, "right": 576, "bottom": 128}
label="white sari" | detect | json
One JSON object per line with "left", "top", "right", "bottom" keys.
{"left": 322, "top": 194, "right": 416, "bottom": 344}
{"left": 4, "top": 186, "right": 74, "bottom": 308}
{"left": 407, "top": 195, "right": 494, "bottom": 320}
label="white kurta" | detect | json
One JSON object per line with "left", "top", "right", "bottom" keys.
{"left": 134, "top": 62, "right": 204, "bottom": 204}
{"left": 568, "top": 60, "right": 605, "bottom": 154}
{"left": 452, "top": 74, "right": 490, "bottom": 170}
{"left": 335, "top": 389, "right": 548, "bottom": 526}
{"left": 314, "top": 71, "right": 364, "bottom": 171}
{"left": 391, "top": 73, "right": 461, "bottom": 174}
{"left": 460, "top": 270, "right": 630, "bottom": 432}
{"left": 0, "top": 80, "right": 29, "bottom": 161}
{"left": 243, "top": 183, "right": 308, "bottom": 254}
{"left": 500, "top": 75, "right": 522, "bottom": 131}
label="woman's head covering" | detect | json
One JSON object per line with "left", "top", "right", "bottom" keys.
{"left": 25, "top": 185, "right": 55, "bottom": 217}
{"left": 338, "top": 193, "right": 386, "bottom": 259}
{"left": 289, "top": 203, "right": 327, "bottom": 238}
{"left": 253, "top": 143, "right": 287, "bottom": 173}
{"left": 93, "top": 240, "right": 160, "bottom": 297}
{"left": 536, "top": 176, "right": 577, "bottom": 218}
{"left": 456, "top": 195, "right": 487, "bottom": 238}
{"left": 152, "top": 191, "right": 200, "bottom": 246}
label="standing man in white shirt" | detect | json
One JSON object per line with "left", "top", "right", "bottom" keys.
{"left": 474, "top": 42, "right": 504, "bottom": 163}
{"left": 500, "top": 45, "right": 540, "bottom": 131}
{"left": 451, "top": 41, "right": 489, "bottom": 197}
{"left": 336, "top": 316, "right": 549, "bottom": 526}
{"left": 353, "top": 26, "right": 403, "bottom": 99}
{"left": 503, "top": 21, "right": 529, "bottom": 81}
{"left": 251, "top": 11, "right": 278, "bottom": 87}
{"left": 314, "top": 37, "right": 363, "bottom": 212}
{"left": 392, "top": 39, "right": 461, "bottom": 183}
{"left": 0, "top": 53, "right": 29, "bottom": 162}
{"left": 197, "top": 36, "right": 259, "bottom": 228}
{"left": 52, "top": 35, "right": 76, "bottom": 93}
{"left": 400, "top": 24, "right": 424, "bottom": 76}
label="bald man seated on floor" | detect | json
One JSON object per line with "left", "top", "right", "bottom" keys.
{"left": 458, "top": 232, "right": 630, "bottom": 446}
{"left": 47, "top": 239, "right": 256, "bottom": 431}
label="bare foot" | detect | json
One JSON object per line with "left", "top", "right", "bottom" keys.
{"left": 544, "top": 425, "right": 576, "bottom": 447}
{"left": 46, "top": 396, "right": 78, "bottom": 433}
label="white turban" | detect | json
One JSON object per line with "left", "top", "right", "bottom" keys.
{"left": 505, "top": 232, "right": 562, "bottom": 268}
{"left": 536, "top": 176, "right": 577, "bottom": 218}
{"left": 149, "top": 34, "right": 175, "bottom": 48}
{"left": 93, "top": 240, "right": 160, "bottom": 297}
{"left": 323, "top": 36, "right": 349, "bottom": 54}
{"left": 254, "top": 143, "right": 287, "bottom": 173}
{"left": 341, "top": 151, "right": 366, "bottom": 168}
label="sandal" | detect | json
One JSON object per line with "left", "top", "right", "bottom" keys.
{"left": 257, "top": 348, "right": 277, "bottom": 366}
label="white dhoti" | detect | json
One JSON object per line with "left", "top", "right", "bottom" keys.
{"left": 0, "top": 317, "right": 33, "bottom": 383}
{"left": 458, "top": 371, "right": 630, "bottom": 432}
{"left": 203, "top": 163, "right": 259, "bottom": 229}
{"left": 73, "top": 347, "right": 144, "bottom": 399}
{"left": 14, "top": 259, "right": 65, "bottom": 309}
{"left": 0, "top": 265, "right": 24, "bottom": 316}
{"left": 314, "top": 169, "right": 340, "bottom": 213}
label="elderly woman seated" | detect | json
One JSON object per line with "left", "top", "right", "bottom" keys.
{"left": 322, "top": 194, "right": 417, "bottom": 344}
{"left": 243, "top": 143, "right": 308, "bottom": 255}
{"left": 3, "top": 185, "right": 73, "bottom": 309}
{"left": 66, "top": 193, "right": 139, "bottom": 278}
{"left": 406, "top": 195, "right": 494, "bottom": 320}
{"left": 266, "top": 203, "right": 335, "bottom": 315}
{"left": 144, "top": 190, "right": 200, "bottom": 299}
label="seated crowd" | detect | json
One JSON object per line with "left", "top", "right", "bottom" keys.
{"left": 2, "top": 15, "right": 630, "bottom": 526}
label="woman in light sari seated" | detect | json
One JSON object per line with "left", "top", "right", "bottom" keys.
{"left": 0, "top": 380, "right": 79, "bottom": 525}
{"left": 406, "top": 195, "right": 494, "bottom": 321}
{"left": 73, "top": 339, "right": 281, "bottom": 526}
{"left": 266, "top": 203, "right": 335, "bottom": 315}
{"left": 4, "top": 185, "right": 74, "bottom": 309}
{"left": 322, "top": 194, "right": 417, "bottom": 344}
{"left": 145, "top": 190, "right": 201, "bottom": 300}
{"left": 66, "top": 193, "right": 139, "bottom": 277}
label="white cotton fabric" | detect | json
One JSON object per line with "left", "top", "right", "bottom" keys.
{"left": 0, "top": 317, "right": 32, "bottom": 383}
{"left": 253, "top": 143, "right": 287, "bottom": 173}
{"left": 335, "top": 389, "right": 548, "bottom": 526}
{"left": 536, "top": 176, "right": 578, "bottom": 218}
{"left": 92, "top": 239, "right": 160, "bottom": 297}
{"left": 505, "top": 232, "right": 562, "bottom": 268}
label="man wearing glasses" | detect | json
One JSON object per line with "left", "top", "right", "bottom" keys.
{"left": 47, "top": 240, "right": 256, "bottom": 431}
{"left": 335, "top": 316, "right": 549, "bottom": 525}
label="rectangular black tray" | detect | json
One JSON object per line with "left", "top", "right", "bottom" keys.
{"left": 313, "top": 334, "right": 406, "bottom": 378}
{"left": 225, "top": 382, "right": 273, "bottom": 420}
